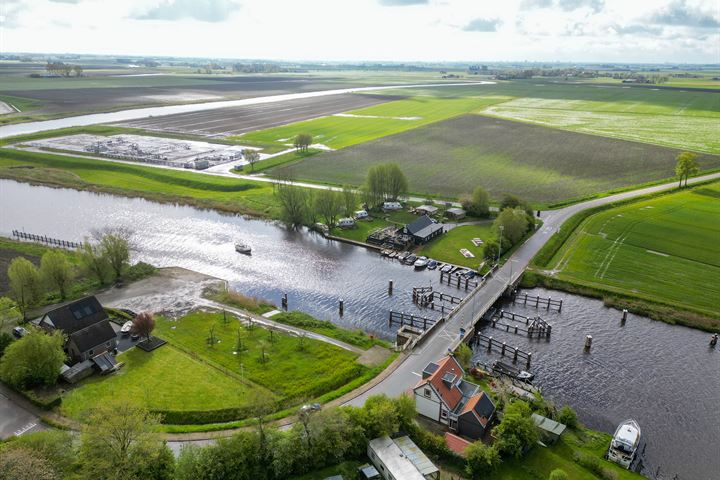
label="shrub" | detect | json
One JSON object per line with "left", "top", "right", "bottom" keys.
{"left": 549, "top": 469, "right": 569, "bottom": 480}
{"left": 123, "top": 261, "right": 156, "bottom": 281}
{"left": 212, "top": 289, "right": 274, "bottom": 314}
{"left": 465, "top": 442, "right": 501, "bottom": 478}
{"left": 494, "top": 401, "right": 538, "bottom": 459}
{"left": 573, "top": 452, "right": 619, "bottom": 480}
{"left": 0, "top": 330, "right": 65, "bottom": 389}
{"left": 557, "top": 405, "right": 578, "bottom": 429}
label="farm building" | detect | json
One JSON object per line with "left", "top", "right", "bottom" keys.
{"left": 400, "top": 215, "right": 444, "bottom": 245}
{"left": 37, "top": 296, "right": 117, "bottom": 365}
{"left": 414, "top": 355, "right": 496, "bottom": 440}
{"left": 416, "top": 205, "right": 439, "bottom": 216}
{"left": 367, "top": 436, "right": 439, "bottom": 480}
{"left": 446, "top": 207, "right": 466, "bottom": 220}
{"left": 532, "top": 413, "right": 567, "bottom": 444}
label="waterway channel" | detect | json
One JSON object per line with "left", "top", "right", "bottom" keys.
{"left": 1, "top": 179, "right": 717, "bottom": 479}
{"left": 472, "top": 288, "right": 719, "bottom": 480}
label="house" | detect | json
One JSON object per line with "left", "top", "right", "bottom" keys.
{"left": 414, "top": 355, "right": 496, "bottom": 440}
{"left": 38, "top": 296, "right": 117, "bottom": 364}
{"left": 532, "top": 413, "right": 567, "bottom": 444}
{"left": 446, "top": 207, "right": 466, "bottom": 220}
{"left": 367, "top": 436, "right": 439, "bottom": 480}
{"left": 400, "top": 215, "right": 444, "bottom": 245}
{"left": 415, "top": 205, "right": 439, "bottom": 216}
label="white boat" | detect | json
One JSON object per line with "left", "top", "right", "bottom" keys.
{"left": 120, "top": 321, "right": 133, "bottom": 336}
{"left": 414, "top": 256, "right": 429, "bottom": 269}
{"left": 607, "top": 419, "right": 641, "bottom": 469}
{"left": 235, "top": 242, "right": 252, "bottom": 255}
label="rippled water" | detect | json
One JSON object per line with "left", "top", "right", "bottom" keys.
{"left": 472, "top": 288, "right": 720, "bottom": 480}
{"left": 0, "top": 180, "right": 457, "bottom": 336}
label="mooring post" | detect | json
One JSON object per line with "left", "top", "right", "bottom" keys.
{"left": 622, "top": 309, "right": 628, "bottom": 322}
{"left": 487, "top": 336, "right": 493, "bottom": 352}
{"left": 388, "top": 279, "right": 393, "bottom": 295}
{"left": 339, "top": 299, "right": 344, "bottom": 316}
{"left": 282, "top": 293, "right": 288, "bottom": 310}
{"left": 558, "top": 299, "right": 563, "bottom": 312}
{"left": 546, "top": 324, "right": 552, "bottom": 336}
{"left": 536, "top": 296, "right": 539, "bottom": 307}
{"left": 584, "top": 335, "right": 593, "bottom": 350}
{"left": 547, "top": 297, "right": 552, "bottom": 310}
{"left": 501, "top": 342, "right": 506, "bottom": 356}
{"left": 513, "top": 347, "right": 519, "bottom": 362}
{"left": 526, "top": 352, "right": 532, "bottom": 369}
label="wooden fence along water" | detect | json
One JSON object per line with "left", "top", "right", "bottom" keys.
{"left": 511, "top": 291, "right": 563, "bottom": 311}
{"left": 12, "top": 230, "right": 81, "bottom": 249}
{"left": 411, "top": 286, "right": 462, "bottom": 313}
{"left": 388, "top": 310, "right": 436, "bottom": 331}
{"left": 439, "top": 269, "right": 479, "bottom": 290}
{"left": 470, "top": 333, "right": 533, "bottom": 369}
{"left": 486, "top": 309, "right": 553, "bottom": 338}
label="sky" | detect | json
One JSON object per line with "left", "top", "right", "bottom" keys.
{"left": 1, "top": 0, "right": 718, "bottom": 63}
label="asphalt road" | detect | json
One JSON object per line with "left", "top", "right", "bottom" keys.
{"left": 0, "top": 384, "right": 44, "bottom": 440}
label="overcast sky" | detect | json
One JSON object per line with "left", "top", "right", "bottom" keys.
{"left": 1, "top": 0, "right": 718, "bottom": 63}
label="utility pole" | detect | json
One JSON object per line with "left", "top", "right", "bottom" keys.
{"left": 497, "top": 225, "right": 504, "bottom": 265}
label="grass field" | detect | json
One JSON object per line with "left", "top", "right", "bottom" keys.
{"left": 418, "top": 224, "right": 494, "bottom": 269}
{"left": 155, "top": 311, "right": 367, "bottom": 400}
{"left": 60, "top": 344, "right": 258, "bottom": 420}
{"left": 274, "top": 115, "right": 720, "bottom": 204}
{"left": 0, "top": 148, "right": 279, "bottom": 217}
{"left": 544, "top": 182, "right": 720, "bottom": 319}
{"left": 238, "top": 95, "right": 511, "bottom": 150}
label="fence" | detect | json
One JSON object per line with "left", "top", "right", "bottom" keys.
{"left": 11, "top": 230, "right": 81, "bottom": 249}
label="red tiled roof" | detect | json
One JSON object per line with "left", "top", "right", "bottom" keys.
{"left": 445, "top": 432, "right": 472, "bottom": 456}
{"left": 461, "top": 392, "right": 490, "bottom": 427}
{"left": 418, "top": 355, "right": 463, "bottom": 410}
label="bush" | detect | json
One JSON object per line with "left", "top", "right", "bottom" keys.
{"left": 549, "top": 469, "right": 569, "bottom": 480}
{"left": 211, "top": 289, "right": 275, "bottom": 315}
{"left": 0, "top": 332, "right": 14, "bottom": 358}
{"left": 465, "top": 442, "right": 501, "bottom": 478}
{"left": 0, "top": 330, "right": 65, "bottom": 389}
{"left": 494, "top": 401, "right": 538, "bottom": 459}
{"left": 21, "top": 389, "right": 62, "bottom": 410}
{"left": 573, "top": 452, "right": 619, "bottom": 480}
{"left": 557, "top": 406, "right": 578, "bottom": 429}
{"left": 123, "top": 261, "right": 156, "bottom": 281}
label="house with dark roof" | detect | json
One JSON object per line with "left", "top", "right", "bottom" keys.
{"left": 38, "top": 296, "right": 117, "bottom": 364}
{"left": 413, "top": 355, "right": 496, "bottom": 440}
{"left": 400, "top": 215, "right": 444, "bottom": 245}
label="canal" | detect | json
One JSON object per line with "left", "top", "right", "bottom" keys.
{"left": 472, "top": 288, "right": 719, "bottom": 480}
{"left": 2, "top": 179, "right": 718, "bottom": 479}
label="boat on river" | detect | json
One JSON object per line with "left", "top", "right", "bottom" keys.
{"left": 235, "top": 242, "right": 252, "bottom": 255}
{"left": 414, "top": 256, "right": 429, "bottom": 269}
{"left": 606, "top": 419, "right": 641, "bottom": 469}
{"left": 491, "top": 360, "right": 535, "bottom": 383}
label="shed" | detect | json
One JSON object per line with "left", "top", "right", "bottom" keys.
{"left": 446, "top": 207, "right": 466, "bottom": 220}
{"left": 367, "top": 436, "right": 439, "bottom": 480}
{"left": 401, "top": 215, "right": 444, "bottom": 245}
{"left": 531, "top": 413, "right": 567, "bottom": 444}
{"left": 357, "top": 464, "right": 381, "bottom": 480}
{"left": 416, "top": 205, "right": 439, "bottom": 215}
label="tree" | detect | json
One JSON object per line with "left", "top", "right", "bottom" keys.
{"left": 465, "top": 442, "right": 501, "bottom": 478}
{"left": 365, "top": 165, "right": 387, "bottom": 209}
{"left": 549, "top": 469, "right": 569, "bottom": 480}
{"left": 2, "top": 430, "right": 76, "bottom": 478}
{"left": 461, "top": 187, "right": 491, "bottom": 217}
{"left": 293, "top": 133, "right": 313, "bottom": 152}
{"left": 500, "top": 193, "right": 532, "bottom": 216}
{"left": 494, "top": 401, "right": 539, "bottom": 459}
{"left": 493, "top": 207, "right": 531, "bottom": 246}
{"left": 131, "top": 312, "right": 155, "bottom": 341}
{"left": 384, "top": 163, "right": 408, "bottom": 201}
{"left": 242, "top": 149, "right": 260, "bottom": 171}
{"left": 0, "top": 447, "right": 59, "bottom": 480}
{"left": 275, "top": 182, "right": 311, "bottom": 228}
{"left": 78, "top": 400, "right": 173, "bottom": 480}
{"left": 79, "top": 241, "right": 110, "bottom": 285}
{"left": 314, "top": 189, "right": 343, "bottom": 227}
{"left": 455, "top": 343, "right": 473, "bottom": 370}
{"left": 351, "top": 395, "right": 399, "bottom": 439}
{"left": 0, "top": 296, "right": 21, "bottom": 331}
{"left": 393, "top": 393, "right": 417, "bottom": 430}
{"left": 7, "top": 257, "right": 41, "bottom": 320}
{"left": 100, "top": 232, "right": 130, "bottom": 281}
{"left": 675, "top": 151, "right": 699, "bottom": 188}
{"left": 341, "top": 185, "right": 358, "bottom": 217}
{"left": 556, "top": 405, "right": 578, "bottom": 429}
{"left": 39, "top": 251, "right": 74, "bottom": 300}
{"left": 0, "top": 330, "right": 65, "bottom": 388}
{"left": 72, "top": 65, "right": 83, "bottom": 77}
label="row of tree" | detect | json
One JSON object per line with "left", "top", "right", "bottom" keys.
{"left": 44, "top": 62, "right": 83, "bottom": 77}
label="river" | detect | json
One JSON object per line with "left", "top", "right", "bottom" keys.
{"left": 1, "top": 179, "right": 718, "bottom": 479}
{"left": 472, "top": 288, "right": 720, "bottom": 480}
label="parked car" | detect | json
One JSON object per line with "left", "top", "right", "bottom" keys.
{"left": 12, "top": 326, "right": 28, "bottom": 339}
{"left": 120, "top": 321, "right": 133, "bottom": 336}
{"left": 300, "top": 403, "right": 322, "bottom": 413}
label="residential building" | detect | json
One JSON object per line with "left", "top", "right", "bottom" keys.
{"left": 445, "top": 207, "right": 467, "bottom": 220}
{"left": 367, "top": 436, "right": 439, "bottom": 480}
{"left": 37, "top": 296, "right": 117, "bottom": 364}
{"left": 415, "top": 205, "right": 439, "bottom": 216}
{"left": 413, "top": 355, "right": 496, "bottom": 440}
{"left": 400, "top": 215, "right": 444, "bottom": 245}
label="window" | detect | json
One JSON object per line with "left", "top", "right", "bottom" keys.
{"left": 424, "top": 388, "right": 431, "bottom": 398}
{"left": 106, "top": 342, "right": 111, "bottom": 347}
{"left": 88, "top": 349, "right": 94, "bottom": 356}
{"left": 441, "top": 410, "right": 448, "bottom": 418}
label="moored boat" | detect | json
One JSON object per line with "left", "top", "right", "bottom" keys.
{"left": 404, "top": 254, "right": 418, "bottom": 265}
{"left": 414, "top": 256, "right": 429, "bottom": 269}
{"left": 606, "top": 419, "right": 641, "bottom": 469}
{"left": 235, "top": 242, "right": 252, "bottom": 255}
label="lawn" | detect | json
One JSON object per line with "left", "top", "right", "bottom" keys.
{"left": 0, "top": 148, "right": 280, "bottom": 217}
{"left": 545, "top": 182, "right": 720, "bottom": 319}
{"left": 237, "top": 95, "right": 511, "bottom": 150}
{"left": 419, "top": 223, "right": 494, "bottom": 269}
{"left": 270, "top": 311, "right": 388, "bottom": 350}
{"left": 274, "top": 115, "right": 720, "bottom": 204}
{"left": 60, "top": 345, "right": 259, "bottom": 420}
{"left": 154, "top": 311, "right": 367, "bottom": 401}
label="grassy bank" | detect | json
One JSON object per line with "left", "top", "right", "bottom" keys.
{"left": 419, "top": 223, "right": 494, "bottom": 268}
{"left": 270, "top": 311, "right": 389, "bottom": 350}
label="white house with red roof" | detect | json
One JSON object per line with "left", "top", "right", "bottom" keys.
{"left": 413, "top": 355, "right": 496, "bottom": 440}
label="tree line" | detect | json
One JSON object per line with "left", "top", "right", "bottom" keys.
{"left": 44, "top": 62, "right": 83, "bottom": 77}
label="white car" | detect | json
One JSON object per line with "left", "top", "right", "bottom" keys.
{"left": 120, "top": 321, "right": 133, "bottom": 336}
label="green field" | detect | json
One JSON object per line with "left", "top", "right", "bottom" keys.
{"left": 238, "top": 95, "right": 511, "bottom": 150}
{"left": 418, "top": 224, "right": 494, "bottom": 269}
{"left": 544, "top": 182, "right": 720, "bottom": 319}
{"left": 274, "top": 115, "right": 720, "bottom": 204}
{"left": 0, "top": 148, "right": 279, "bottom": 217}
{"left": 60, "top": 344, "right": 258, "bottom": 420}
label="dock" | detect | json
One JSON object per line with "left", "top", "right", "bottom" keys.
{"left": 485, "top": 308, "right": 553, "bottom": 337}
{"left": 511, "top": 290, "right": 563, "bottom": 311}
{"left": 470, "top": 333, "right": 533, "bottom": 368}
{"left": 412, "top": 286, "right": 462, "bottom": 313}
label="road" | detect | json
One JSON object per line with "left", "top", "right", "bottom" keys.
{"left": 0, "top": 383, "right": 44, "bottom": 440}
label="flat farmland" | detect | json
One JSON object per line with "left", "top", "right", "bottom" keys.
{"left": 545, "top": 182, "right": 720, "bottom": 320}
{"left": 273, "top": 115, "right": 720, "bottom": 203}
{"left": 115, "top": 93, "right": 398, "bottom": 137}
{"left": 240, "top": 95, "right": 510, "bottom": 149}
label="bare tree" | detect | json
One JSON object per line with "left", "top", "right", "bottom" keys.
{"left": 313, "top": 189, "right": 343, "bottom": 227}
{"left": 131, "top": 312, "right": 155, "bottom": 342}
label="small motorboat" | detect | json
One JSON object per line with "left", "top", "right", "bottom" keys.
{"left": 397, "top": 251, "right": 410, "bottom": 262}
{"left": 491, "top": 360, "right": 535, "bottom": 383}
{"left": 120, "top": 321, "right": 133, "bottom": 336}
{"left": 388, "top": 251, "right": 397, "bottom": 259}
{"left": 414, "top": 256, "right": 429, "bottom": 269}
{"left": 381, "top": 249, "right": 392, "bottom": 257}
{"left": 427, "top": 259, "right": 438, "bottom": 270}
{"left": 404, "top": 254, "right": 418, "bottom": 265}
{"left": 235, "top": 242, "right": 252, "bottom": 255}
{"left": 606, "top": 419, "right": 641, "bottom": 469}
